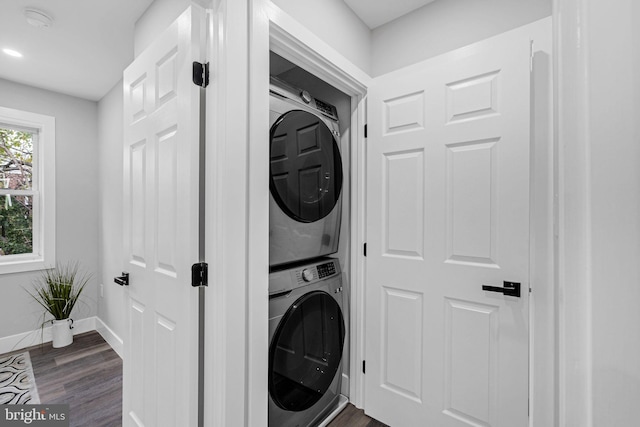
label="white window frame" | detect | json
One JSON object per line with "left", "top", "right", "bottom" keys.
{"left": 0, "top": 106, "right": 55, "bottom": 273}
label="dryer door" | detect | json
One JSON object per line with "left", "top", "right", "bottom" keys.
{"left": 270, "top": 110, "right": 343, "bottom": 223}
{"left": 269, "top": 290, "right": 345, "bottom": 412}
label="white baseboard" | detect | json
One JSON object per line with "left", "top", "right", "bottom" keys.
{"left": 0, "top": 316, "right": 124, "bottom": 359}
{"left": 0, "top": 317, "right": 96, "bottom": 355}
{"left": 95, "top": 317, "right": 124, "bottom": 358}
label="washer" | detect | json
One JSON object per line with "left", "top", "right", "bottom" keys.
{"left": 269, "top": 77, "right": 343, "bottom": 268}
{"left": 269, "top": 258, "right": 346, "bottom": 427}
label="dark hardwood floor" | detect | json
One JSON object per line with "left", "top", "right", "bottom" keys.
{"left": 327, "top": 404, "right": 388, "bottom": 427}
{"left": 2, "top": 332, "right": 385, "bottom": 427}
{"left": 6, "top": 331, "right": 123, "bottom": 427}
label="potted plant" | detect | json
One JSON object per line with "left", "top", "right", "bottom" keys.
{"left": 27, "top": 262, "right": 91, "bottom": 348}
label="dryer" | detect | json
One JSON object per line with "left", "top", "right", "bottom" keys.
{"left": 269, "top": 77, "right": 343, "bottom": 268}
{"left": 268, "top": 258, "right": 345, "bottom": 427}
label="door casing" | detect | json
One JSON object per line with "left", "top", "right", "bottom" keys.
{"left": 268, "top": 5, "right": 370, "bottom": 409}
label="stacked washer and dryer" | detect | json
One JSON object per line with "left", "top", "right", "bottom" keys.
{"left": 268, "top": 76, "right": 347, "bottom": 427}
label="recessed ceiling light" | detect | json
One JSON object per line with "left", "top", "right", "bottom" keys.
{"left": 2, "top": 48, "right": 23, "bottom": 58}
{"left": 24, "top": 8, "right": 54, "bottom": 28}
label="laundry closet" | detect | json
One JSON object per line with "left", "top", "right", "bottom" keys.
{"left": 267, "top": 51, "right": 353, "bottom": 426}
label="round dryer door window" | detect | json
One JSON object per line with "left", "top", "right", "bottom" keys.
{"left": 269, "top": 291, "right": 345, "bottom": 412}
{"left": 270, "top": 110, "right": 343, "bottom": 223}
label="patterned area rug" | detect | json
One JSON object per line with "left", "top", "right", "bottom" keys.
{"left": 0, "top": 351, "right": 40, "bottom": 404}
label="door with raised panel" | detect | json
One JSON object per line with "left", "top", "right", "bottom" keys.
{"left": 122, "top": 5, "right": 205, "bottom": 427}
{"left": 365, "top": 33, "right": 531, "bottom": 427}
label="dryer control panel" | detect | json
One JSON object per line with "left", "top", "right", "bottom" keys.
{"left": 269, "top": 76, "right": 339, "bottom": 122}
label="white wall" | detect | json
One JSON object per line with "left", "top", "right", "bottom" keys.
{"left": 270, "top": 0, "right": 372, "bottom": 75}
{"left": 371, "top": 0, "right": 551, "bottom": 76}
{"left": 0, "top": 78, "right": 99, "bottom": 342}
{"left": 588, "top": 0, "right": 640, "bottom": 424}
{"left": 97, "top": 81, "right": 127, "bottom": 345}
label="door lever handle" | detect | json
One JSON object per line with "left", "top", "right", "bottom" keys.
{"left": 114, "top": 272, "right": 129, "bottom": 286}
{"left": 482, "top": 281, "right": 521, "bottom": 298}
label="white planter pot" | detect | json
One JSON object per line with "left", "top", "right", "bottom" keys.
{"left": 51, "top": 318, "right": 74, "bottom": 348}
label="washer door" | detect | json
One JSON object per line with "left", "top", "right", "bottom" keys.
{"left": 270, "top": 110, "right": 343, "bottom": 223}
{"left": 269, "top": 291, "right": 345, "bottom": 412}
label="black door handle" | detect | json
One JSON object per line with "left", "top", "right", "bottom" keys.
{"left": 482, "top": 281, "right": 521, "bottom": 298}
{"left": 114, "top": 272, "right": 129, "bottom": 286}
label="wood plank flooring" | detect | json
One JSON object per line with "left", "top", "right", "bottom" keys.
{"left": 4, "top": 331, "right": 122, "bottom": 427}
{"left": 2, "top": 331, "right": 386, "bottom": 427}
{"left": 327, "top": 404, "right": 388, "bottom": 427}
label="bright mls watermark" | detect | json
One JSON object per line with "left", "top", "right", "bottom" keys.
{"left": 0, "top": 405, "right": 69, "bottom": 427}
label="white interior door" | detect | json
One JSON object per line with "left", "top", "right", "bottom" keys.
{"left": 122, "top": 5, "right": 205, "bottom": 427}
{"left": 365, "top": 33, "right": 531, "bottom": 427}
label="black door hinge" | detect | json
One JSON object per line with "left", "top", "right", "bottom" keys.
{"left": 362, "top": 360, "right": 366, "bottom": 374}
{"left": 363, "top": 243, "right": 367, "bottom": 257}
{"left": 192, "top": 61, "right": 210, "bottom": 88}
{"left": 191, "top": 262, "right": 208, "bottom": 287}
{"left": 364, "top": 124, "right": 368, "bottom": 138}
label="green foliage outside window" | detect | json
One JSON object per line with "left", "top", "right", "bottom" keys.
{"left": 0, "top": 127, "right": 34, "bottom": 256}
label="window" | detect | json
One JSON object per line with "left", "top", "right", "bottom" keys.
{"left": 0, "top": 107, "right": 55, "bottom": 273}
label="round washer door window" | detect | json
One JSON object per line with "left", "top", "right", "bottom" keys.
{"left": 269, "top": 290, "right": 345, "bottom": 412}
{"left": 270, "top": 110, "right": 343, "bottom": 223}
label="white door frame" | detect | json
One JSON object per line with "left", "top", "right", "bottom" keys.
{"left": 552, "top": 0, "right": 592, "bottom": 425}
{"left": 266, "top": 2, "right": 371, "bottom": 409}
{"left": 204, "top": 1, "right": 265, "bottom": 426}
{"left": 206, "top": 2, "right": 370, "bottom": 424}
{"left": 207, "top": 1, "right": 567, "bottom": 426}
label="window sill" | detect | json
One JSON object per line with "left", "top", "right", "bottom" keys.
{"left": 0, "top": 256, "right": 52, "bottom": 275}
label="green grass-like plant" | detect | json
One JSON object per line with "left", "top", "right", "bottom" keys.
{"left": 27, "top": 262, "right": 91, "bottom": 321}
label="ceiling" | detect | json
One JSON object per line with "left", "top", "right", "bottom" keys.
{"left": 344, "top": 0, "right": 437, "bottom": 29}
{"left": 0, "top": 0, "right": 153, "bottom": 101}
{"left": 0, "top": 0, "right": 434, "bottom": 102}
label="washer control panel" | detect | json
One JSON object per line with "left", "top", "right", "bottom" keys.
{"left": 269, "top": 259, "right": 341, "bottom": 296}
{"left": 294, "top": 260, "right": 339, "bottom": 286}
{"left": 301, "top": 268, "right": 314, "bottom": 282}
{"left": 316, "top": 261, "right": 337, "bottom": 278}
